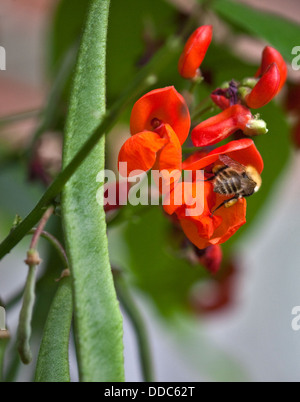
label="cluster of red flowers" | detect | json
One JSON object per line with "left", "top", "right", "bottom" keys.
{"left": 118, "top": 25, "right": 287, "bottom": 273}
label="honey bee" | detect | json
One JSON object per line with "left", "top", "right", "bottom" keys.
{"left": 207, "top": 154, "right": 262, "bottom": 214}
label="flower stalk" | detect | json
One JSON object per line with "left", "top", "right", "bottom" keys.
{"left": 17, "top": 206, "right": 53, "bottom": 365}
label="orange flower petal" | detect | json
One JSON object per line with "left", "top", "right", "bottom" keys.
{"left": 130, "top": 87, "right": 191, "bottom": 145}
{"left": 118, "top": 131, "right": 167, "bottom": 176}
{"left": 154, "top": 124, "right": 182, "bottom": 171}
{"left": 180, "top": 219, "right": 213, "bottom": 250}
{"left": 210, "top": 196, "right": 246, "bottom": 244}
{"left": 180, "top": 197, "right": 246, "bottom": 249}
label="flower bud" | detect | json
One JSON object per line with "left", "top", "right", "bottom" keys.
{"left": 178, "top": 25, "right": 213, "bottom": 79}
{"left": 245, "top": 63, "right": 280, "bottom": 109}
{"left": 244, "top": 117, "right": 268, "bottom": 136}
{"left": 257, "top": 46, "right": 287, "bottom": 93}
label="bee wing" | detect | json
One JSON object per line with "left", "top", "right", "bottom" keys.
{"left": 219, "top": 154, "right": 246, "bottom": 173}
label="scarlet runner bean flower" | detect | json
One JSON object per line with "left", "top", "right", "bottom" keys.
{"left": 164, "top": 139, "right": 264, "bottom": 249}
{"left": 178, "top": 25, "right": 213, "bottom": 80}
{"left": 118, "top": 86, "right": 190, "bottom": 181}
{"left": 191, "top": 104, "right": 267, "bottom": 147}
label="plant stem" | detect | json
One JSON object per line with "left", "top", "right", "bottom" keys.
{"left": 114, "top": 273, "right": 154, "bottom": 382}
{"left": 191, "top": 103, "right": 215, "bottom": 121}
{"left": 30, "top": 207, "right": 54, "bottom": 249}
{"left": 0, "top": 36, "right": 182, "bottom": 263}
{"left": 17, "top": 207, "right": 53, "bottom": 364}
{"left": 29, "top": 230, "right": 69, "bottom": 270}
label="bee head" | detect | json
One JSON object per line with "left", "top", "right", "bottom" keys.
{"left": 245, "top": 165, "right": 262, "bottom": 192}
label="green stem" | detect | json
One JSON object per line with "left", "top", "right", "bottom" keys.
{"left": 191, "top": 104, "right": 215, "bottom": 121}
{"left": 30, "top": 230, "right": 69, "bottom": 270}
{"left": 188, "top": 76, "right": 204, "bottom": 95}
{"left": 114, "top": 273, "right": 154, "bottom": 382}
{"left": 17, "top": 207, "right": 53, "bottom": 365}
{"left": 0, "top": 36, "right": 182, "bottom": 263}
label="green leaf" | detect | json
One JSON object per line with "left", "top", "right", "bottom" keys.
{"left": 35, "top": 277, "right": 73, "bottom": 383}
{"left": 61, "top": 0, "right": 124, "bottom": 382}
{"left": 213, "top": 0, "right": 300, "bottom": 63}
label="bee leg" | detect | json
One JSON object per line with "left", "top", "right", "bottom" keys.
{"left": 203, "top": 175, "right": 215, "bottom": 182}
{"left": 210, "top": 195, "right": 239, "bottom": 217}
{"left": 224, "top": 198, "right": 238, "bottom": 208}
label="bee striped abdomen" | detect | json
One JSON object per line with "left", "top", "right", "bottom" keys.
{"left": 214, "top": 168, "right": 243, "bottom": 196}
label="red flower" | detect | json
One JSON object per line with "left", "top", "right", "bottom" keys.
{"left": 246, "top": 63, "right": 280, "bottom": 109}
{"left": 119, "top": 87, "right": 190, "bottom": 178}
{"left": 256, "top": 46, "right": 287, "bottom": 93}
{"left": 191, "top": 105, "right": 252, "bottom": 147}
{"left": 178, "top": 25, "right": 213, "bottom": 79}
{"left": 164, "top": 139, "right": 263, "bottom": 249}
